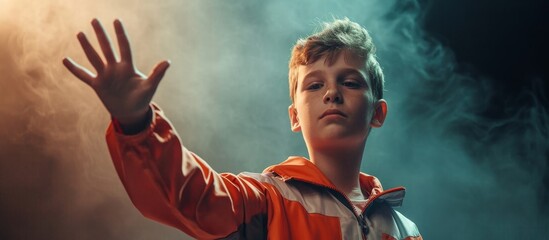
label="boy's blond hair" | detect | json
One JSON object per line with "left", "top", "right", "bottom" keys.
{"left": 289, "top": 18, "right": 384, "bottom": 102}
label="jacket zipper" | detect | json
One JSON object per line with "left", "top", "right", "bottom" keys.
{"left": 287, "top": 178, "right": 369, "bottom": 239}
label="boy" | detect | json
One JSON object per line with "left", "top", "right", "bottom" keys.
{"left": 63, "top": 18, "right": 421, "bottom": 239}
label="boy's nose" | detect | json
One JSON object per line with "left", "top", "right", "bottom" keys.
{"left": 323, "top": 88, "right": 343, "bottom": 104}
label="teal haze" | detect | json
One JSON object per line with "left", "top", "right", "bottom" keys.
{"left": 0, "top": 0, "right": 546, "bottom": 239}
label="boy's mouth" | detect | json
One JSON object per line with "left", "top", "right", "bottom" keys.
{"left": 319, "top": 109, "right": 347, "bottom": 119}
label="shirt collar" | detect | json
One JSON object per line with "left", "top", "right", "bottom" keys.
{"left": 263, "top": 156, "right": 385, "bottom": 198}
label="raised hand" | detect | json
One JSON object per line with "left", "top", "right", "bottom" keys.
{"left": 63, "top": 19, "right": 170, "bottom": 127}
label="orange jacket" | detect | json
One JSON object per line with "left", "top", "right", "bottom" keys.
{"left": 106, "top": 104, "right": 422, "bottom": 239}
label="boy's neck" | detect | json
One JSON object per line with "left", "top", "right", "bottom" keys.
{"left": 308, "top": 145, "right": 365, "bottom": 199}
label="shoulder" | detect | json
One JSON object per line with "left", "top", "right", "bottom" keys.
{"left": 237, "top": 171, "right": 298, "bottom": 194}
{"left": 237, "top": 171, "right": 282, "bottom": 185}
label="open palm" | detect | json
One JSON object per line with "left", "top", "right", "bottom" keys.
{"left": 63, "top": 19, "right": 170, "bottom": 125}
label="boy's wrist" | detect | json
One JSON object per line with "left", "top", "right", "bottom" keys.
{"left": 113, "top": 107, "right": 153, "bottom": 135}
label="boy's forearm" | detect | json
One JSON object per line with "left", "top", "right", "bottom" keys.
{"left": 105, "top": 104, "right": 267, "bottom": 238}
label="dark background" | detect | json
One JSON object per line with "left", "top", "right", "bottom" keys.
{"left": 421, "top": 0, "right": 548, "bottom": 207}
{"left": 423, "top": 0, "right": 548, "bottom": 115}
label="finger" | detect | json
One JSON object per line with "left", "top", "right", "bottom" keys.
{"left": 147, "top": 60, "right": 171, "bottom": 89}
{"left": 77, "top": 32, "right": 104, "bottom": 73}
{"left": 62, "top": 57, "right": 94, "bottom": 86}
{"left": 113, "top": 19, "right": 133, "bottom": 65}
{"left": 91, "top": 18, "right": 117, "bottom": 63}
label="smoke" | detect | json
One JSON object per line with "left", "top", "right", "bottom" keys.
{"left": 0, "top": 0, "right": 546, "bottom": 239}
{"left": 363, "top": 1, "right": 549, "bottom": 238}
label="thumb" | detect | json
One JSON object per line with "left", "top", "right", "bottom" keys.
{"left": 147, "top": 60, "right": 171, "bottom": 89}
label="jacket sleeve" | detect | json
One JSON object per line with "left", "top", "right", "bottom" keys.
{"left": 105, "top": 103, "right": 267, "bottom": 239}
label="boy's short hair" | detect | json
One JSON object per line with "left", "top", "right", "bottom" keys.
{"left": 288, "top": 18, "right": 384, "bottom": 102}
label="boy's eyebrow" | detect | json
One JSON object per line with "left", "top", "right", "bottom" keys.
{"left": 302, "top": 70, "right": 324, "bottom": 81}
{"left": 302, "top": 68, "right": 365, "bottom": 80}
{"left": 337, "top": 68, "right": 367, "bottom": 80}
{"left": 300, "top": 68, "right": 368, "bottom": 86}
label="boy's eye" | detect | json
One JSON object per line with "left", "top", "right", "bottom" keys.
{"left": 307, "top": 83, "right": 323, "bottom": 90}
{"left": 342, "top": 80, "right": 361, "bottom": 89}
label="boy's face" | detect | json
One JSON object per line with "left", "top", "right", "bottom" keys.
{"left": 289, "top": 50, "right": 387, "bottom": 151}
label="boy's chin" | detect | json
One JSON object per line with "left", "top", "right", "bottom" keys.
{"left": 317, "top": 126, "right": 366, "bottom": 140}
{"left": 309, "top": 132, "right": 367, "bottom": 150}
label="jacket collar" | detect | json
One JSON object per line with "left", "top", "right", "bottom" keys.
{"left": 263, "top": 156, "right": 387, "bottom": 199}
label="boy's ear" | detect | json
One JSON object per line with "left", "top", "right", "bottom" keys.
{"left": 288, "top": 104, "right": 301, "bottom": 132}
{"left": 370, "top": 99, "right": 388, "bottom": 128}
